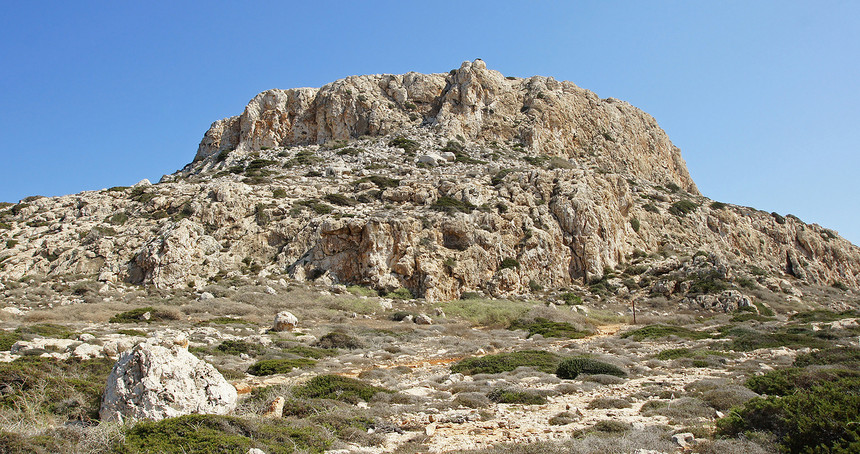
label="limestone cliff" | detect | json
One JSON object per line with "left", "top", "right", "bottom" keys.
{"left": 1, "top": 60, "right": 857, "bottom": 304}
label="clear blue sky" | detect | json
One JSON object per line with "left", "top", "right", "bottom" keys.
{"left": 1, "top": 1, "right": 858, "bottom": 244}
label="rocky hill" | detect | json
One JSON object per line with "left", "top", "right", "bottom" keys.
{"left": 1, "top": 59, "right": 858, "bottom": 303}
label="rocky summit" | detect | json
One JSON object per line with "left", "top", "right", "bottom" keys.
{"left": 1, "top": 60, "right": 860, "bottom": 454}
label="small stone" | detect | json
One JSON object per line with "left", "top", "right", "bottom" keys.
{"left": 198, "top": 292, "right": 215, "bottom": 301}
{"left": 672, "top": 432, "right": 695, "bottom": 447}
{"left": 262, "top": 397, "right": 285, "bottom": 418}
{"left": 425, "top": 422, "right": 437, "bottom": 437}
{"left": 415, "top": 314, "right": 433, "bottom": 325}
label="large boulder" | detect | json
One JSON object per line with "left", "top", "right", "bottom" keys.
{"left": 99, "top": 341, "right": 237, "bottom": 423}
{"left": 272, "top": 311, "right": 298, "bottom": 332}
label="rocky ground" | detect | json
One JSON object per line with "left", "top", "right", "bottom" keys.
{"left": 0, "top": 270, "right": 857, "bottom": 453}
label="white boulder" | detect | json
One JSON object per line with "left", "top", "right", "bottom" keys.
{"left": 272, "top": 311, "right": 298, "bottom": 332}
{"left": 99, "top": 341, "right": 237, "bottom": 423}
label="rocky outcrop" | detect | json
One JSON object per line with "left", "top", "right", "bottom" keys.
{"left": 99, "top": 340, "right": 238, "bottom": 423}
{"left": 1, "top": 60, "right": 858, "bottom": 301}
{"left": 194, "top": 60, "right": 697, "bottom": 193}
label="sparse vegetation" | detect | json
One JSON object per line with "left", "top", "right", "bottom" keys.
{"left": 669, "top": 199, "right": 698, "bottom": 216}
{"left": 247, "top": 358, "right": 317, "bottom": 375}
{"left": 451, "top": 350, "right": 562, "bottom": 375}
{"left": 508, "top": 318, "right": 589, "bottom": 339}
{"left": 431, "top": 196, "right": 476, "bottom": 214}
{"left": 621, "top": 324, "right": 711, "bottom": 341}
{"left": 556, "top": 357, "right": 626, "bottom": 380}
{"left": 293, "top": 374, "right": 393, "bottom": 403}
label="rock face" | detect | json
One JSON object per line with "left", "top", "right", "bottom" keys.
{"left": 195, "top": 59, "right": 697, "bottom": 194}
{"left": 99, "top": 341, "right": 238, "bottom": 423}
{"left": 1, "top": 60, "right": 859, "bottom": 301}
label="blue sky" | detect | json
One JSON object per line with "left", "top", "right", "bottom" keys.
{"left": 1, "top": 1, "right": 858, "bottom": 244}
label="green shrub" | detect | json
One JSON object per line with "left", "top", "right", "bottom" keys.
{"left": 0, "top": 357, "right": 113, "bottom": 422}
{"left": 710, "top": 201, "right": 727, "bottom": 210}
{"left": 630, "top": 218, "right": 640, "bottom": 232}
{"left": 451, "top": 350, "right": 561, "bottom": 375}
{"left": 559, "top": 292, "right": 582, "bottom": 305}
{"left": 285, "top": 150, "right": 323, "bottom": 167}
{"left": 441, "top": 298, "right": 531, "bottom": 327}
{"left": 669, "top": 199, "right": 698, "bottom": 216}
{"left": 487, "top": 388, "right": 547, "bottom": 405}
{"left": 718, "top": 326, "right": 827, "bottom": 352}
{"left": 118, "top": 414, "right": 331, "bottom": 454}
{"left": 295, "top": 199, "right": 334, "bottom": 215}
{"left": 354, "top": 175, "right": 400, "bottom": 189}
{"left": 0, "top": 331, "right": 23, "bottom": 351}
{"left": 508, "top": 318, "right": 589, "bottom": 339}
{"left": 107, "top": 211, "right": 129, "bottom": 225}
{"left": 215, "top": 340, "right": 264, "bottom": 356}
{"left": 587, "top": 397, "right": 632, "bottom": 409}
{"left": 109, "top": 307, "right": 179, "bottom": 323}
{"left": 431, "top": 196, "right": 476, "bottom": 214}
{"left": 385, "top": 287, "right": 413, "bottom": 299}
{"left": 556, "top": 357, "right": 626, "bottom": 379}
{"left": 491, "top": 168, "right": 515, "bottom": 186}
{"left": 790, "top": 309, "right": 858, "bottom": 323}
{"left": 718, "top": 379, "right": 860, "bottom": 453}
{"left": 272, "top": 188, "right": 287, "bottom": 198}
{"left": 686, "top": 270, "right": 729, "bottom": 294}
{"left": 247, "top": 358, "right": 317, "bottom": 376}
{"left": 745, "top": 368, "right": 860, "bottom": 396}
{"left": 293, "top": 374, "right": 392, "bottom": 403}
{"left": 282, "top": 345, "right": 337, "bottom": 359}
{"left": 345, "top": 285, "right": 377, "bottom": 297}
{"left": 14, "top": 323, "right": 75, "bottom": 339}
{"left": 499, "top": 258, "right": 520, "bottom": 270}
{"left": 620, "top": 324, "right": 710, "bottom": 341}
{"left": 388, "top": 137, "right": 419, "bottom": 154}
{"left": 314, "top": 332, "right": 363, "bottom": 350}
{"left": 793, "top": 347, "right": 860, "bottom": 368}
{"left": 324, "top": 193, "right": 356, "bottom": 207}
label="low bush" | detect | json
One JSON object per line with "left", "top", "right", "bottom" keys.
{"left": 109, "top": 307, "right": 179, "bottom": 323}
{"left": 548, "top": 411, "right": 580, "bottom": 425}
{"left": 559, "top": 292, "right": 582, "bottom": 305}
{"left": 247, "top": 359, "right": 317, "bottom": 376}
{"left": 556, "top": 357, "right": 626, "bottom": 380}
{"left": 620, "top": 324, "right": 710, "bottom": 341}
{"left": 499, "top": 258, "right": 520, "bottom": 270}
{"left": 117, "top": 414, "right": 331, "bottom": 454}
{"left": 354, "top": 175, "right": 399, "bottom": 189}
{"left": 293, "top": 374, "right": 392, "bottom": 403}
{"left": 508, "top": 318, "right": 589, "bottom": 339}
{"left": 0, "top": 356, "right": 113, "bottom": 422}
{"left": 14, "top": 323, "right": 75, "bottom": 339}
{"left": 441, "top": 298, "right": 531, "bottom": 327}
{"left": 314, "top": 332, "right": 363, "bottom": 350}
{"left": 451, "top": 350, "right": 561, "bottom": 375}
{"left": 669, "top": 199, "right": 698, "bottom": 216}
{"left": 587, "top": 397, "right": 631, "bottom": 409}
{"left": 793, "top": 347, "right": 860, "bottom": 368}
{"left": 453, "top": 392, "right": 491, "bottom": 408}
{"left": 640, "top": 397, "right": 713, "bottom": 421}
{"left": 388, "top": 137, "right": 419, "bottom": 154}
{"left": 215, "top": 340, "right": 264, "bottom": 356}
{"left": 487, "top": 388, "right": 547, "bottom": 405}
{"left": 431, "top": 196, "right": 476, "bottom": 214}
{"left": 282, "top": 345, "right": 337, "bottom": 359}
{"left": 384, "top": 287, "right": 413, "bottom": 299}
{"left": 718, "top": 379, "right": 860, "bottom": 453}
